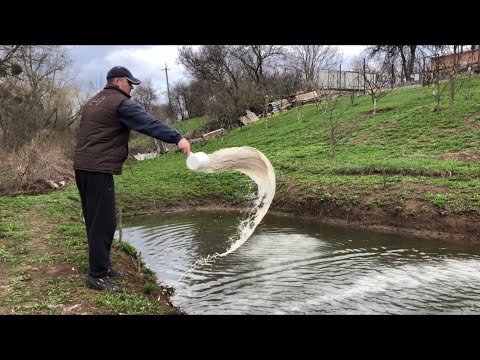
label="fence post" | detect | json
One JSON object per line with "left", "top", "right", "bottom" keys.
{"left": 357, "top": 70, "right": 360, "bottom": 92}
{"left": 363, "top": 58, "right": 366, "bottom": 95}
{"left": 422, "top": 57, "right": 425, "bottom": 87}
{"left": 391, "top": 63, "right": 394, "bottom": 89}
{"left": 339, "top": 64, "right": 342, "bottom": 90}
{"left": 118, "top": 206, "right": 122, "bottom": 242}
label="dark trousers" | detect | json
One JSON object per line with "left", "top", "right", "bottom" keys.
{"left": 75, "top": 170, "right": 117, "bottom": 278}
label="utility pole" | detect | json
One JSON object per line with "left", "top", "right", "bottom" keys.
{"left": 163, "top": 63, "right": 171, "bottom": 108}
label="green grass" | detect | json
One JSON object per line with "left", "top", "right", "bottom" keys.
{"left": 105, "top": 79, "right": 480, "bottom": 215}
{"left": 93, "top": 292, "right": 162, "bottom": 314}
{"left": 126, "top": 116, "right": 213, "bottom": 155}
{"left": 0, "top": 183, "right": 179, "bottom": 314}
{"left": 171, "top": 116, "right": 212, "bottom": 134}
{"left": 2, "top": 76, "right": 480, "bottom": 314}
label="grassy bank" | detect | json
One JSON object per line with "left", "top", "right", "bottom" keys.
{"left": 0, "top": 188, "right": 182, "bottom": 314}
{"left": 1, "top": 78, "right": 480, "bottom": 313}
{"left": 116, "top": 79, "right": 480, "bottom": 242}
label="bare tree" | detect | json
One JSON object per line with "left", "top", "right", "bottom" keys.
{"left": 187, "top": 79, "right": 211, "bottom": 118}
{"left": 179, "top": 45, "right": 323, "bottom": 128}
{"left": 178, "top": 45, "right": 263, "bottom": 129}
{"left": 433, "top": 45, "right": 471, "bottom": 121}
{"left": 130, "top": 79, "right": 171, "bottom": 155}
{"left": 132, "top": 79, "right": 158, "bottom": 110}
{"left": 0, "top": 45, "right": 79, "bottom": 149}
{"left": 178, "top": 45, "right": 241, "bottom": 89}
{"left": 315, "top": 86, "right": 357, "bottom": 158}
{"left": 170, "top": 81, "right": 189, "bottom": 121}
{"left": 368, "top": 45, "right": 418, "bottom": 83}
{"left": 0, "top": 45, "right": 86, "bottom": 193}
{"left": 0, "top": 45, "right": 22, "bottom": 78}
{"left": 458, "top": 64, "right": 475, "bottom": 101}
{"left": 0, "top": 45, "right": 24, "bottom": 142}
{"left": 230, "top": 45, "right": 285, "bottom": 84}
{"left": 150, "top": 103, "right": 173, "bottom": 124}
{"left": 264, "top": 67, "right": 303, "bottom": 101}
{"left": 178, "top": 45, "right": 242, "bottom": 127}
{"left": 425, "top": 45, "right": 457, "bottom": 114}
{"left": 448, "top": 45, "right": 461, "bottom": 121}
{"left": 288, "top": 45, "right": 341, "bottom": 91}
{"left": 361, "top": 58, "right": 393, "bottom": 114}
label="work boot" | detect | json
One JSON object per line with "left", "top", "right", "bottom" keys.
{"left": 86, "top": 275, "right": 123, "bottom": 292}
{"left": 107, "top": 267, "right": 124, "bottom": 278}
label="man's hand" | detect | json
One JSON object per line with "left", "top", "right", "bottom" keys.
{"left": 177, "top": 138, "right": 191, "bottom": 157}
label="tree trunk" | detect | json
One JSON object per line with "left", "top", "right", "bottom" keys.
{"left": 449, "top": 74, "right": 455, "bottom": 122}
{"left": 330, "top": 117, "right": 336, "bottom": 158}
{"left": 154, "top": 138, "right": 167, "bottom": 155}
{"left": 399, "top": 47, "right": 408, "bottom": 82}
{"left": 407, "top": 45, "right": 417, "bottom": 81}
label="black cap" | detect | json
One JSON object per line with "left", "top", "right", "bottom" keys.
{"left": 106, "top": 66, "right": 141, "bottom": 85}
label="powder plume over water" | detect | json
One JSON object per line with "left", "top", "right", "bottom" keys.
{"left": 185, "top": 146, "right": 276, "bottom": 269}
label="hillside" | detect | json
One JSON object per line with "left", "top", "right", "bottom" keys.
{"left": 1, "top": 77, "right": 479, "bottom": 314}
{"left": 118, "top": 79, "right": 480, "bottom": 244}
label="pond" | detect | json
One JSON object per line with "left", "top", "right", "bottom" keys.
{"left": 120, "top": 211, "right": 480, "bottom": 314}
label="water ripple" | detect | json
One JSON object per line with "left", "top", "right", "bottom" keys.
{"left": 122, "top": 212, "right": 480, "bottom": 314}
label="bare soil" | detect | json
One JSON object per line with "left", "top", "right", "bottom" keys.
{"left": 150, "top": 173, "right": 479, "bottom": 248}
{"left": 436, "top": 151, "right": 480, "bottom": 163}
{"left": 0, "top": 205, "right": 181, "bottom": 315}
{"left": 270, "top": 180, "right": 480, "bottom": 247}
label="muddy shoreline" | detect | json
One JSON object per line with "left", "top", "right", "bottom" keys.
{"left": 151, "top": 198, "right": 480, "bottom": 249}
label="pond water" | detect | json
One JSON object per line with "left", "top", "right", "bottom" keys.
{"left": 120, "top": 211, "right": 480, "bottom": 314}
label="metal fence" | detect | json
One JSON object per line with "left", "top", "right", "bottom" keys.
{"left": 318, "top": 69, "right": 377, "bottom": 91}
{"left": 318, "top": 69, "right": 427, "bottom": 92}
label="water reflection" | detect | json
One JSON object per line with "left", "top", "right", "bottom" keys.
{"left": 120, "top": 211, "right": 480, "bottom": 314}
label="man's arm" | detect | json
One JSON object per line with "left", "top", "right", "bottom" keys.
{"left": 117, "top": 99, "right": 183, "bottom": 144}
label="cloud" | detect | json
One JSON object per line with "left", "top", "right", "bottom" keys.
{"left": 69, "top": 45, "right": 367, "bottom": 100}
{"left": 69, "top": 45, "right": 193, "bottom": 99}
{"left": 340, "top": 45, "right": 368, "bottom": 57}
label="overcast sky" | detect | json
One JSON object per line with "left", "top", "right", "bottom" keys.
{"left": 68, "top": 45, "right": 367, "bottom": 101}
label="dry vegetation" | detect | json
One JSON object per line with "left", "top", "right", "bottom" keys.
{"left": 0, "top": 131, "right": 75, "bottom": 195}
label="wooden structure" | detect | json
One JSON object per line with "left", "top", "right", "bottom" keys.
{"left": 239, "top": 110, "right": 259, "bottom": 125}
{"left": 203, "top": 128, "right": 225, "bottom": 141}
{"left": 292, "top": 91, "right": 319, "bottom": 105}
{"left": 267, "top": 99, "right": 292, "bottom": 114}
{"left": 133, "top": 152, "right": 158, "bottom": 161}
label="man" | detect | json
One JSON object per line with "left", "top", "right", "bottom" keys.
{"left": 73, "top": 66, "right": 190, "bottom": 292}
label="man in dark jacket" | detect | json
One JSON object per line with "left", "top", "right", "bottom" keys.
{"left": 73, "top": 66, "right": 190, "bottom": 292}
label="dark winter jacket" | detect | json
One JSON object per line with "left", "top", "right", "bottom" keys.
{"left": 73, "top": 86, "right": 183, "bottom": 174}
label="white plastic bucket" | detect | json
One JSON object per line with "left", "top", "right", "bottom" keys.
{"left": 186, "top": 152, "right": 211, "bottom": 171}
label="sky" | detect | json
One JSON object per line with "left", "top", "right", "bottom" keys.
{"left": 68, "top": 45, "right": 367, "bottom": 101}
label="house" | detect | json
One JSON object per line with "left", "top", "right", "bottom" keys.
{"left": 431, "top": 48, "right": 480, "bottom": 74}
